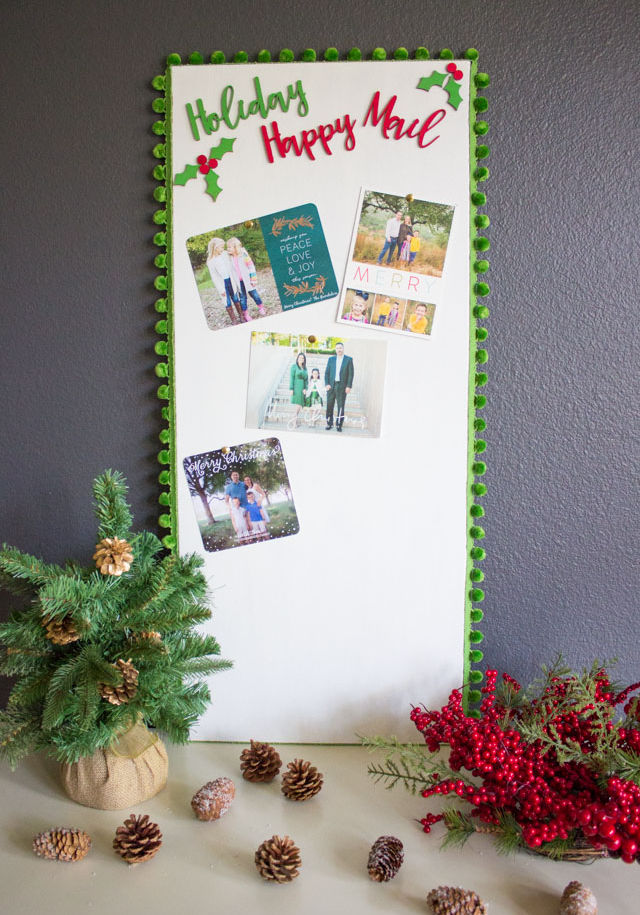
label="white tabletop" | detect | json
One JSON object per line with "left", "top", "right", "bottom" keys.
{"left": 1, "top": 742, "right": 638, "bottom": 914}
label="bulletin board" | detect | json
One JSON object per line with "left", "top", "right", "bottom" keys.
{"left": 152, "top": 48, "right": 489, "bottom": 742}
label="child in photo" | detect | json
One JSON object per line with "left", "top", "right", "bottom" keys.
{"left": 226, "top": 237, "right": 267, "bottom": 320}
{"left": 409, "top": 229, "right": 420, "bottom": 264}
{"left": 343, "top": 292, "right": 370, "bottom": 323}
{"left": 246, "top": 492, "right": 268, "bottom": 539}
{"left": 376, "top": 297, "right": 391, "bottom": 326}
{"left": 387, "top": 301, "right": 400, "bottom": 329}
{"left": 229, "top": 496, "right": 250, "bottom": 540}
{"left": 305, "top": 368, "right": 324, "bottom": 407}
{"left": 206, "top": 237, "right": 244, "bottom": 325}
{"left": 407, "top": 302, "right": 430, "bottom": 335}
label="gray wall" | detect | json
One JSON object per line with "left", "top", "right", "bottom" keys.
{"left": 1, "top": 1, "right": 638, "bottom": 699}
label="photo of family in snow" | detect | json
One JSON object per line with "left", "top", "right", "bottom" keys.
{"left": 246, "top": 333, "right": 387, "bottom": 438}
{"left": 350, "top": 189, "right": 455, "bottom": 277}
{"left": 182, "top": 439, "right": 299, "bottom": 553}
{"left": 339, "top": 290, "right": 436, "bottom": 337}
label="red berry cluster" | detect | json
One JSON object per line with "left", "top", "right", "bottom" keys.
{"left": 411, "top": 667, "right": 640, "bottom": 863}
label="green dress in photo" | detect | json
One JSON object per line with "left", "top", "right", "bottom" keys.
{"left": 289, "top": 364, "right": 308, "bottom": 406}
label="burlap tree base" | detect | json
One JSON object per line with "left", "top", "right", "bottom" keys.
{"left": 61, "top": 719, "right": 168, "bottom": 809}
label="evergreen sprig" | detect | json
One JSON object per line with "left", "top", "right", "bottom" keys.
{"left": 0, "top": 470, "right": 231, "bottom": 766}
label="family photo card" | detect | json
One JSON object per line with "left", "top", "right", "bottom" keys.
{"left": 161, "top": 55, "right": 483, "bottom": 741}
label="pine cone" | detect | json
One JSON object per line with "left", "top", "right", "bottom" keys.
{"left": 560, "top": 881, "right": 597, "bottom": 915}
{"left": 427, "top": 886, "right": 488, "bottom": 914}
{"left": 240, "top": 740, "right": 282, "bottom": 782}
{"left": 113, "top": 814, "right": 162, "bottom": 864}
{"left": 255, "top": 835, "right": 301, "bottom": 883}
{"left": 367, "top": 835, "right": 404, "bottom": 882}
{"left": 191, "top": 777, "right": 235, "bottom": 820}
{"left": 93, "top": 537, "right": 133, "bottom": 576}
{"left": 99, "top": 658, "right": 139, "bottom": 705}
{"left": 43, "top": 615, "right": 80, "bottom": 645}
{"left": 33, "top": 827, "right": 91, "bottom": 863}
{"left": 281, "top": 758, "right": 323, "bottom": 801}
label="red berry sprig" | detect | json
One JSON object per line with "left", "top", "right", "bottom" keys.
{"left": 196, "top": 154, "right": 219, "bottom": 174}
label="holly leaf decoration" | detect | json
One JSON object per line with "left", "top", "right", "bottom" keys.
{"left": 208, "top": 137, "right": 236, "bottom": 160}
{"left": 174, "top": 163, "right": 199, "bottom": 186}
{"left": 417, "top": 72, "right": 447, "bottom": 92}
{"left": 204, "top": 170, "right": 222, "bottom": 201}
{"left": 444, "top": 78, "right": 463, "bottom": 111}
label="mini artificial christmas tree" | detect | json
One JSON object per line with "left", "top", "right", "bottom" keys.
{"left": 0, "top": 470, "right": 231, "bottom": 806}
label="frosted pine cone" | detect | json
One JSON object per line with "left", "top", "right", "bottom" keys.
{"left": 281, "top": 758, "right": 323, "bottom": 801}
{"left": 255, "top": 835, "right": 301, "bottom": 883}
{"left": 427, "top": 885, "right": 488, "bottom": 914}
{"left": 560, "top": 881, "right": 597, "bottom": 915}
{"left": 43, "top": 614, "right": 80, "bottom": 645}
{"left": 240, "top": 740, "right": 282, "bottom": 782}
{"left": 113, "top": 814, "right": 162, "bottom": 864}
{"left": 33, "top": 827, "right": 91, "bottom": 862}
{"left": 191, "top": 777, "right": 235, "bottom": 820}
{"left": 93, "top": 537, "right": 133, "bottom": 576}
{"left": 99, "top": 658, "right": 139, "bottom": 705}
{"left": 367, "top": 835, "right": 404, "bottom": 881}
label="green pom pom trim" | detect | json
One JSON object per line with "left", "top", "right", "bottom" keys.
{"left": 475, "top": 372, "right": 488, "bottom": 387}
{"left": 471, "top": 191, "right": 486, "bottom": 206}
{"left": 279, "top": 49, "right": 294, "bottom": 62}
{"left": 471, "top": 546, "right": 486, "bottom": 561}
{"left": 188, "top": 52, "right": 204, "bottom": 65}
{"left": 472, "top": 481, "right": 487, "bottom": 496}
{"left": 475, "top": 214, "right": 490, "bottom": 228}
{"left": 476, "top": 349, "right": 488, "bottom": 364}
{"left": 475, "top": 72, "right": 490, "bottom": 88}
{"left": 155, "top": 319, "right": 168, "bottom": 334}
{"left": 472, "top": 461, "right": 487, "bottom": 475}
{"left": 151, "top": 100, "right": 164, "bottom": 115}
{"left": 154, "top": 253, "right": 167, "bottom": 268}
{"left": 476, "top": 144, "right": 490, "bottom": 159}
{"left": 474, "top": 166, "right": 490, "bottom": 182}
{"left": 158, "top": 427, "right": 170, "bottom": 442}
{"left": 394, "top": 47, "right": 409, "bottom": 60}
{"left": 158, "top": 470, "right": 171, "bottom": 485}
{"left": 470, "top": 526, "right": 485, "bottom": 540}
{"left": 152, "top": 143, "right": 166, "bottom": 159}
{"left": 155, "top": 342, "right": 168, "bottom": 357}
{"left": 470, "top": 630, "right": 484, "bottom": 643}
{"left": 469, "top": 669, "right": 483, "bottom": 683}
{"left": 158, "top": 450, "right": 171, "bottom": 466}
{"left": 153, "top": 276, "right": 167, "bottom": 294}
{"left": 324, "top": 47, "right": 339, "bottom": 61}
{"left": 474, "top": 237, "right": 490, "bottom": 252}
{"left": 157, "top": 384, "right": 170, "bottom": 400}
{"left": 474, "top": 97, "right": 489, "bottom": 113}
{"left": 372, "top": 47, "right": 387, "bottom": 60}
{"left": 301, "top": 48, "right": 316, "bottom": 62}
{"left": 474, "top": 120, "right": 489, "bottom": 136}
{"left": 470, "top": 609, "right": 484, "bottom": 623}
{"left": 161, "top": 406, "right": 170, "bottom": 421}
{"left": 468, "top": 689, "right": 482, "bottom": 703}
{"left": 257, "top": 49, "right": 271, "bottom": 63}
{"left": 151, "top": 75, "right": 165, "bottom": 91}
{"left": 465, "top": 48, "right": 479, "bottom": 61}
{"left": 162, "top": 534, "right": 177, "bottom": 550}
{"left": 347, "top": 47, "right": 362, "bottom": 61}
{"left": 210, "top": 51, "right": 226, "bottom": 64}
{"left": 468, "top": 708, "right": 481, "bottom": 719}
{"left": 152, "top": 120, "right": 166, "bottom": 136}
{"left": 470, "top": 504, "right": 485, "bottom": 518}
{"left": 439, "top": 48, "right": 454, "bottom": 59}
{"left": 159, "top": 513, "right": 172, "bottom": 528}
{"left": 166, "top": 53, "right": 181, "bottom": 66}
{"left": 473, "top": 304, "right": 490, "bottom": 319}
{"left": 470, "top": 649, "right": 484, "bottom": 663}
{"left": 474, "top": 259, "right": 490, "bottom": 273}
{"left": 158, "top": 492, "right": 170, "bottom": 507}
{"left": 153, "top": 186, "right": 167, "bottom": 203}
{"left": 474, "top": 281, "right": 490, "bottom": 297}
{"left": 234, "top": 50, "right": 249, "bottom": 64}
{"left": 152, "top": 165, "right": 166, "bottom": 182}
{"left": 155, "top": 362, "right": 169, "bottom": 377}
{"left": 153, "top": 210, "right": 167, "bottom": 225}
{"left": 470, "top": 568, "right": 484, "bottom": 582}
{"left": 154, "top": 297, "right": 168, "bottom": 313}
{"left": 153, "top": 231, "right": 167, "bottom": 247}
{"left": 474, "top": 395, "right": 487, "bottom": 409}
{"left": 474, "top": 416, "right": 487, "bottom": 431}
{"left": 415, "top": 47, "right": 429, "bottom": 60}
{"left": 476, "top": 327, "right": 488, "bottom": 342}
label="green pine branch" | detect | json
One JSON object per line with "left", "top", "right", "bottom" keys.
{"left": 92, "top": 469, "right": 133, "bottom": 539}
{"left": 0, "top": 545, "right": 64, "bottom": 589}
{"left": 441, "top": 808, "right": 476, "bottom": 849}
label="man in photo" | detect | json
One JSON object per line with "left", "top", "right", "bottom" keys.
{"left": 224, "top": 471, "right": 250, "bottom": 527}
{"left": 324, "top": 342, "right": 354, "bottom": 432}
{"left": 376, "top": 210, "right": 403, "bottom": 265}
